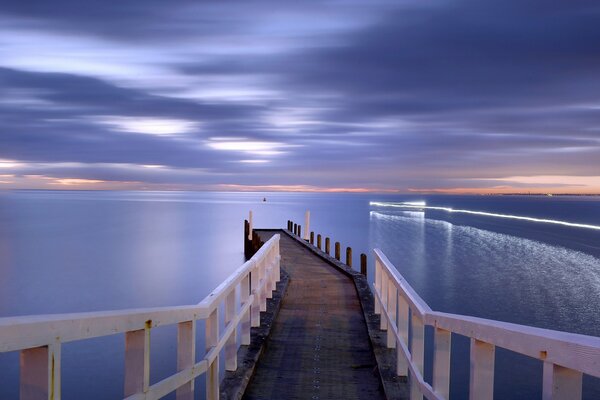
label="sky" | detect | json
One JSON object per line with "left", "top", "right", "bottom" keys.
{"left": 1, "top": 0, "right": 600, "bottom": 193}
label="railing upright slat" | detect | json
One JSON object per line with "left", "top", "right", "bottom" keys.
{"left": 20, "top": 342, "right": 61, "bottom": 400}
{"left": 397, "top": 295, "right": 410, "bottom": 377}
{"left": 225, "top": 289, "right": 238, "bottom": 372}
{"left": 387, "top": 283, "right": 397, "bottom": 349}
{"left": 124, "top": 327, "right": 150, "bottom": 396}
{"left": 205, "top": 308, "right": 219, "bottom": 400}
{"left": 469, "top": 339, "right": 495, "bottom": 400}
{"left": 433, "top": 328, "right": 451, "bottom": 399}
{"left": 380, "top": 272, "right": 389, "bottom": 330}
{"left": 241, "top": 274, "right": 251, "bottom": 345}
{"left": 410, "top": 313, "right": 425, "bottom": 400}
{"left": 250, "top": 262, "right": 260, "bottom": 327}
{"left": 374, "top": 257, "right": 381, "bottom": 315}
{"left": 542, "top": 362, "right": 582, "bottom": 400}
{"left": 259, "top": 259, "right": 267, "bottom": 312}
{"left": 176, "top": 321, "right": 196, "bottom": 400}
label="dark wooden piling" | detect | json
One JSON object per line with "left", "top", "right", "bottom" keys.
{"left": 325, "top": 237, "right": 330, "bottom": 255}
{"left": 293, "top": 223, "right": 297, "bottom": 235}
{"left": 346, "top": 246, "right": 352, "bottom": 267}
{"left": 310, "top": 231, "right": 314, "bottom": 244}
{"left": 335, "top": 242, "right": 341, "bottom": 260}
{"left": 298, "top": 225, "right": 301, "bottom": 238}
{"left": 361, "top": 253, "right": 368, "bottom": 277}
{"left": 317, "top": 234, "right": 322, "bottom": 249}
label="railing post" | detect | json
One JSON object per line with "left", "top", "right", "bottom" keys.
{"left": 380, "top": 272, "right": 388, "bottom": 330}
{"left": 386, "top": 283, "right": 397, "bottom": 348}
{"left": 397, "top": 296, "right": 409, "bottom": 377}
{"left": 317, "top": 234, "right": 322, "bottom": 249}
{"left": 310, "top": 231, "right": 314, "bottom": 244}
{"left": 206, "top": 308, "right": 219, "bottom": 400}
{"left": 433, "top": 328, "right": 451, "bottom": 399}
{"left": 542, "top": 362, "right": 582, "bottom": 400}
{"left": 360, "top": 253, "right": 367, "bottom": 276}
{"left": 346, "top": 247, "right": 352, "bottom": 267}
{"left": 410, "top": 314, "right": 424, "bottom": 400}
{"left": 176, "top": 321, "right": 196, "bottom": 400}
{"left": 469, "top": 339, "right": 495, "bottom": 400}
{"left": 335, "top": 242, "right": 341, "bottom": 260}
{"left": 374, "top": 257, "right": 381, "bottom": 315}
{"left": 304, "top": 210, "right": 310, "bottom": 240}
{"left": 325, "top": 237, "right": 330, "bottom": 255}
{"left": 124, "top": 326, "right": 150, "bottom": 396}
{"left": 259, "top": 259, "right": 267, "bottom": 312}
{"left": 241, "top": 274, "right": 251, "bottom": 345}
{"left": 251, "top": 262, "right": 260, "bottom": 327}
{"left": 20, "top": 341, "right": 61, "bottom": 400}
{"left": 225, "top": 289, "right": 238, "bottom": 371}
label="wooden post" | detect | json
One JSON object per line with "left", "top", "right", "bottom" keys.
{"left": 335, "top": 242, "right": 340, "bottom": 260}
{"left": 410, "top": 314, "right": 425, "bottom": 400}
{"left": 433, "top": 328, "right": 451, "bottom": 399}
{"left": 248, "top": 210, "right": 253, "bottom": 240}
{"left": 176, "top": 321, "right": 196, "bottom": 399}
{"left": 304, "top": 210, "right": 310, "bottom": 240}
{"left": 206, "top": 308, "right": 219, "bottom": 400}
{"left": 310, "top": 231, "right": 314, "bottom": 244}
{"left": 251, "top": 264, "right": 260, "bottom": 327}
{"left": 20, "top": 342, "right": 61, "bottom": 400}
{"left": 225, "top": 289, "right": 237, "bottom": 371}
{"left": 397, "top": 296, "right": 409, "bottom": 377}
{"left": 469, "top": 339, "right": 495, "bottom": 400}
{"left": 298, "top": 225, "right": 301, "bottom": 238}
{"left": 287, "top": 220, "right": 291, "bottom": 231}
{"left": 293, "top": 223, "right": 297, "bottom": 235}
{"left": 360, "top": 253, "right": 367, "bottom": 276}
{"left": 124, "top": 327, "right": 150, "bottom": 396}
{"left": 241, "top": 274, "right": 251, "bottom": 345}
{"left": 317, "top": 234, "right": 322, "bottom": 250}
{"left": 386, "top": 283, "right": 397, "bottom": 348}
{"left": 542, "top": 362, "right": 582, "bottom": 400}
{"left": 346, "top": 247, "right": 352, "bottom": 267}
{"left": 325, "top": 237, "right": 330, "bottom": 255}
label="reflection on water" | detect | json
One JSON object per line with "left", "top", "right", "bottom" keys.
{"left": 0, "top": 191, "right": 599, "bottom": 399}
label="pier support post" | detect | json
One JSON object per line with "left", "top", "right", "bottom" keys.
{"left": 248, "top": 210, "right": 253, "bottom": 240}
{"left": 293, "top": 223, "right": 297, "bottom": 236}
{"left": 298, "top": 225, "right": 301, "bottom": 238}
{"left": 310, "top": 232, "right": 314, "bottom": 244}
{"left": 317, "top": 234, "right": 322, "bottom": 250}
{"left": 346, "top": 247, "right": 352, "bottom": 267}
{"left": 335, "top": 242, "right": 340, "bottom": 260}
{"left": 360, "top": 253, "right": 367, "bottom": 276}
{"left": 304, "top": 210, "right": 310, "bottom": 240}
{"left": 325, "top": 237, "right": 330, "bottom": 255}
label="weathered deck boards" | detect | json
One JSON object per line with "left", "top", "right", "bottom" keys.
{"left": 242, "top": 231, "right": 386, "bottom": 400}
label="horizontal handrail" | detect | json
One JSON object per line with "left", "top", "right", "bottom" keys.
{"left": 0, "top": 232, "right": 281, "bottom": 400}
{"left": 373, "top": 247, "right": 600, "bottom": 400}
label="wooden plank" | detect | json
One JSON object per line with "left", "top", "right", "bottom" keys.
{"left": 205, "top": 308, "right": 219, "bottom": 400}
{"left": 176, "top": 321, "right": 195, "bottom": 400}
{"left": 397, "top": 295, "right": 409, "bottom": 377}
{"left": 411, "top": 314, "right": 424, "bottom": 400}
{"left": 124, "top": 328, "right": 150, "bottom": 396}
{"left": 224, "top": 290, "right": 237, "bottom": 371}
{"left": 433, "top": 328, "right": 451, "bottom": 399}
{"left": 542, "top": 362, "right": 582, "bottom": 400}
{"left": 469, "top": 339, "right": 495, "bottom": 400}
{"left": 240, "top": 275, "right": 251, "bottom": 345}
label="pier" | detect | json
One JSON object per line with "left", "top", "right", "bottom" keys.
{"left": 1, "top": 211, "right": 600, "bottom": 399}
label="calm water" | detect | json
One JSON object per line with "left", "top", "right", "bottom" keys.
{"left": 0, "top": 191, "right": 599, "bottom": 399}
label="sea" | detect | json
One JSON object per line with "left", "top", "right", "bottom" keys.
{"left": 0, "top": 190, "right": 599, "bottom": 399}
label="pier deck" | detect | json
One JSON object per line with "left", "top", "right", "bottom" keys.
{"left": 242, "top": 231, "right": 386, "bottom": 400}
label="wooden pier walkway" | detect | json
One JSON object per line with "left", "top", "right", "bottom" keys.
{"left": 242, "top": 231, "right": 385, "bottom": 400}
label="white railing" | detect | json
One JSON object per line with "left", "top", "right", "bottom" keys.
{"left": 373, "top": 248, "right": 600, "bottom": 400}
{"left": 0, "top": 234, "right": 281, "bottom": 400}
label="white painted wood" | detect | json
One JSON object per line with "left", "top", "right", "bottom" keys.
{"left": 374, "top": 257, "right": 381, "bottom": 315}
{"left": 240, "top": 274, "right": 251, "bottom": 345}
{"left": 205, "top": 308, "right": 219, "bottom": 400}
{"left": 397, "top": 295, "right": 409, "bottom": 377}
{"left": 259, "top": 260, "right": 267, "bottom": 312}
{"left": 124, "top": 327, "right": 151, "bottom": 396}
{"left": 469, "top": 339, "right": 494, "bottom": 400}
{"left": 387, "top": 283, "right": 397, "bottom": 348}
{"left": 410, "top": 314, "right": 425, "bottom": 400}
{"left": 542, "top": 362, "right": 582, "bottom": 400}
{"left": 20, "top": 346, "right": 50, "bottom": 400}
{"left": 224, "top": 289, "right": 237, "bottom": 371}
{"left": 250, "top": 262, "right": 260, "bottom": 327}
{"left": 248, "top": 210, "right": 253, "bottom": 240}
{"left": 433, "top": 328, "right": 451, "bottom": 399}
{"left": 176, "top": 321, "right": 195, "bottom": 400}
{"left": 304, "top": 210, "right": 310, "bottom": 240}
{"left": 380, "top": 272, "right": 388, "bottom": 330}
